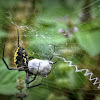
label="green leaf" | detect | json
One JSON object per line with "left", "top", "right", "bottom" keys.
{"left": 76, "top": 30, "right": 100, "bottom": 56}
{"left": 0, "top": 30, "right": 8, "bottom": 38}
{"left": 68, "top": 68, "right": 86, "bottom": 89}
{"left": 0, "top": 58, "right": 25, "bottom": 95}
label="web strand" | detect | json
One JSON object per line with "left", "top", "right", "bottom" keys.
{"left": 56, "top": 56, "right": 100, "bottom": 89}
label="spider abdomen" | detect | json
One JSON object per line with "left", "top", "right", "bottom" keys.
{"left": 14, "top": 47, "right": 28, "bottom": 67}
{"left": 28, "top": 59, "right": 53, "bottom": 76}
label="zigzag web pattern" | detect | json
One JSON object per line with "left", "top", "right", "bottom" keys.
{"left": 56, "top": 56, "right": 100, "bottom": 89}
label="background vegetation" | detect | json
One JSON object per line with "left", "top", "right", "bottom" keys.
{"left": 0, "top": 0, "right": 100, "bottom": 100}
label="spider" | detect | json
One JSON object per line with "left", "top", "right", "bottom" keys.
{"left": 2, "top": 29, "right": 58, "bottom": 89}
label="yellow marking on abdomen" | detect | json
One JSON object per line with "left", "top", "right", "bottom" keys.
{"left": 23, "top": 53, "right": 27, "bottom": 64}
{"left": 14, "top": 47, "right": 19, "bottom": 66}
{"left": 23, "top": 54, "right": 25, "bottom": 57}
{"left": 24, "top": 58, "right": 26, "bottom": 64}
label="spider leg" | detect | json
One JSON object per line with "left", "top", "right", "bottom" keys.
{"left": 49, "top": 55, "right": 54, "bottom": 61}
{"left": 26, "top": 63, "right": 44, "bottom": 89}
{"left": 17, "top": 29, "right": 20, "bottom": 47}
{"left": 52, "top": 59, "right": 60, "bottom": 64}
{"left": 26, "top": 74, "right": 44, "bottom": 89}
{"left": 26, "top": 62, "right": 40, "bottom": 84}
{"left": 28, "top": 56, "right": 34, "bottom": 60}
{"left": 2, "top": 42, "right": 23, "bottom": 70}
{"left": 26, "top": 73, "right": 37, "bottom": 84}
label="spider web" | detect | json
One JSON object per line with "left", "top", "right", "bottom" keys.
{"left": 0, "top": 0, "right": 100, "bottom": 100}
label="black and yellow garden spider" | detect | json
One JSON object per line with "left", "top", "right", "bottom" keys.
{"left": 2, "top": 30, "right": 58, "bottom": 89}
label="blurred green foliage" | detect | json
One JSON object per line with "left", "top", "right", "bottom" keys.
{"left": 76, "top": 29, "right": 100, "bottom": 56}
{"left": 0, "top": 0, "right": 100, "bottom": 100}
{"left": 0, "top": 58, "right": 24, "bottom": 95}
{"left": 29, "top": 17, "right": 66, "bottom": 57}
{"left": 0, "top": 30, "right": 8, "bottom": 57}
{"left": 55, "top": 63, "right": 86, "bottom": 89}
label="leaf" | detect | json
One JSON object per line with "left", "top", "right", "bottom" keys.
{"left": 76, "top": 30, "right": 100, "bottom": 56}
{"left": 0, "top": 58, "right": 25, "bottom": 95}
{"left": 68, "top": 68, "right": 86, "bottom": 89}
{"left": 0, "top": 30, "right": 8, "bottom": 38}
